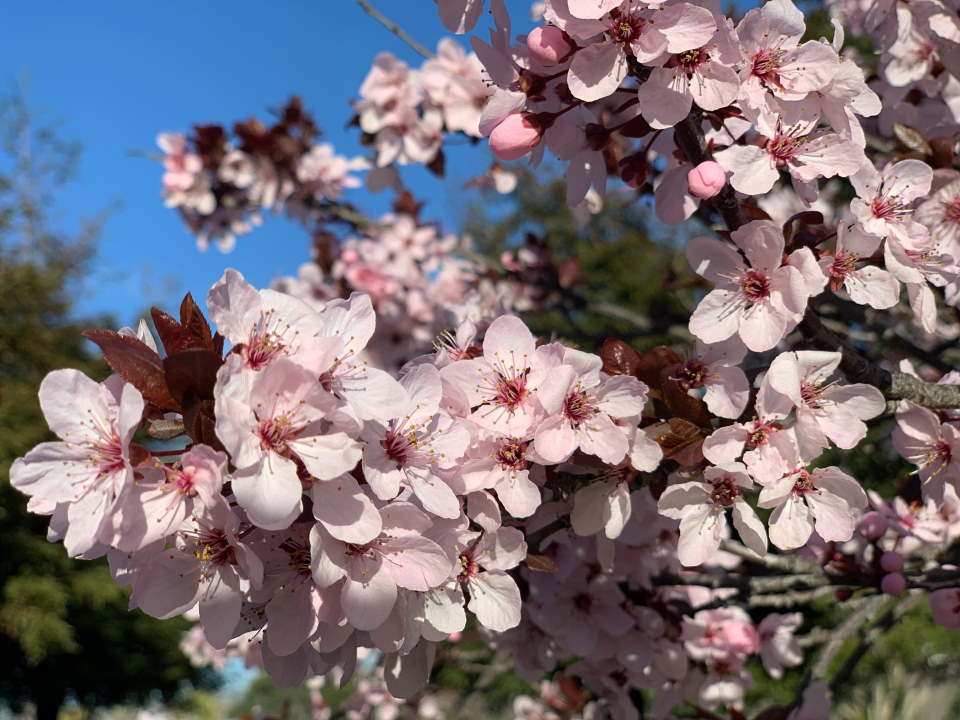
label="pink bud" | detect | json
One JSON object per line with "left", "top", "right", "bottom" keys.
{"left": 881, "top": 572, "right": 906, "bottom": 596}
{"left": 687, "top": 161, "right": 727, "bottom": 199}
{"left": 880, "top": 551, "right": 904, "bottom": 573}
{"left": 526, "top": 26, "right": 573, "bottom": 66}
{"left": 859, "top": 511, "right": 888, "bottom": 540}
{"left": 489, "top": 113, "right": 542, "bottom": 161}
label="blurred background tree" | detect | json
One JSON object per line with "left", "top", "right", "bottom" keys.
{"left": 0, "top": 87, "right": 214, "bottom": 720}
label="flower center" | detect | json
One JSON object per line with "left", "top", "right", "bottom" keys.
{"left": 800, "top": 381, "right": 826, "bottom": 409}
{"left": 245, "top": 309, "right": 296, "bottom": 370}
{"left": 92, "top": 434, "right": 125, "bottom": 476}
{"left": 563, "top": 388, "right": 597, "bottom": 427}
{"left": 280, "top": 538, "right": 312, "bottom": 577}
{"left": 383, "top": 427, "right": 420, "bottom": 466}
{"left": 751, "top": 47, "right": 785, "bottom": 85}
{"left": 942, "top": 198, "right": 960, "bottom": 224}
{"left": 675, "top": 47, "right": 709, "bottom": 73}
{"left": 609, "top": 8, "right": 646, "bottom": 44}
{"left": 829, "top": 252, "right": 859, "bottom": 289}
{"left": 747, "top": 420, "right": 778, "bottom": 448}
{"left": 457, "top": 553, "right": 479, "bottom": 581}
{"left": 767, "top": 134, "right": 802, "bottom": 165}
{"left": 495, "top": 439, "right": 527, "bottom": 471}
{"left": 573, "top": 593, "right": 593, "bottom": 612}
{"left": 710, "top": 475, "right": 741, "bottom": 507}
{"left": 740, "top": 269, "right": 771, "bottom": 302}
{"left": 195, "top": 528, "right": 237, "bottom": 566}
{"left": 494, "top": 371, "right": 529, "bottom": 411}
{"left": 792, "top": 471, "right": 815, "bottom": 494}
{"left": 676, "top": 359, "right": 708, "bottom": 390}
{"left": 258, "top": 413, "right": 299, "bottom": 453}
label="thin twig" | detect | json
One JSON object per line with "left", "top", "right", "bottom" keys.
{"left": 355, "top": 0, "right": 434, "bottom": 59}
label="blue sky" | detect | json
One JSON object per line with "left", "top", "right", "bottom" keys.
{"left": 1, "top": 1, "right": 510, "bottom": 325}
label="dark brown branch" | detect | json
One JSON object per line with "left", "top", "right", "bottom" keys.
{"left": 356, "top": 0, "right": 434, "bottom": 59}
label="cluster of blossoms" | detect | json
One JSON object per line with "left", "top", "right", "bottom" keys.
{"left": 158, "top": 97, "right": 368, "bottom": 251}
{"left": 20, "top": 0, "right": 960, "bottom": 718}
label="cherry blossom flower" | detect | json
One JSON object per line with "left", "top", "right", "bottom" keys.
{"left": 671, "top": 337, "right": 750, "bottom": 419}
{"left": 635, "top": 15, "right": 742, "bottom": 129}
{"left": 686, "top": 220, "right": 808, "bottom": 352}
{"left": 459, "top": 434, "right": 542, "bottom": 518}
{"left": 110, "top": 444, "right": 226, "bottom": 552}
{"left": 714, "top": 111, "right": 862, "bottom": 197}
{"left": 310, "top": 502, "right": 452, "bottom": 631}
{"left": 658, "top": 464, "right": 767, "bottom": 566}
{"left": 819, "top": 221, "right": 899, "bottom": 309}
{"left": 758, "top": 465, "right": 867, "bottom": 549}
{"left": 10, "top": 371, "right": 144, "bottom": 556}
{"left": 120, "top": 497, "right": 264, "bottom": 649}
{"left": 892, "top": 402, "right": 960, "bottom": 504}
{"left": 215, "top": 357, "right": 362, "bottom": 530}
{"left": 548, "top": 1, "right": 717, "bottom": 102}
{"left": 736, "top": 0, "right": 840, "bottom": 110}
{"left": 703, "top": 415, "right": 797, "bottom": 486}
{"left": 758, "top": 350, "right": 886, "bottom": 458}
{"left": 440, "top": 315, "right": 557, "bottom": 436}
{"left": 453, "top": 526, "right": 526, "bottom": 631}
{"left": 850, "top": 158, "right": 933, "bottom": 242}
{"left": 361, "top": 364, "right": 470, "bottom": 518}
{"left": 757, "top": 612, "right": 803, "bottom": 678}
{"left": 930, "top": 588, "right": 960, "bottom": 630}
{"left": 534, "top": 347, "right": 648, "bottom": 464}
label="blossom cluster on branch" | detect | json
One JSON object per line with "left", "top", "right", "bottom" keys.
{"left": 12, "top": 0, "right": 960, "bottom": 717}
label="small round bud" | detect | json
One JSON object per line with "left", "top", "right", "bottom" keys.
{"left": 489, "top": 113, "right": 542, "bottom": 161}
{"left": 880, "top": 551, "right": 904, "bottom": 573}
{"left": 881, "top": 572, "right": 907, "bottom": 596}
{"left": 526, "top": 26, "right": 573, "bottom": 66}
{"left": 687, "top": 161, "right": 727, "bottom": 199}
{"left": 859, "top": 511, "right": 888, "bottom": 540}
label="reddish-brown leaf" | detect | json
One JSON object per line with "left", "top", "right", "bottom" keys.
{"left": 654, "top": 418, "right": 705, "bottom": 466}
{"left": 82, "top": 330, "right": 179, "bottom": 411}
{"left": 150, "top": 307, "right": 195, "bottom": 356}
{"left": 179, "top": 292, "right": 214, "bottom": 349}
{"left": 163, "top": 348, "right": 222, "bottom": 406}
{"left": 599, "top": 338, "right": 641, "bottom": 377}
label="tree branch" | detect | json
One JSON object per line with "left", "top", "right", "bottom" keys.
{"left": 355, "top": 0, "right": 434, "bottom": 59}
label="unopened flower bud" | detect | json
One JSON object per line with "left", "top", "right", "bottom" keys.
{"left": 881, "top": 572, "right": 906, "bottom": 596}
{"left": 526, "top": 26, "right": 573, "bottom": 66}
{"left": 880, "top": 551, "right": 904, "bottom": 573}
{"left": 687, "top": 161, "right": 727, "bottom": 199}
{"left": 489, "top": 113, "right": 542, "bottom": 161}
{"left": 859, "top": 511, "right": 888, "bottom": 540}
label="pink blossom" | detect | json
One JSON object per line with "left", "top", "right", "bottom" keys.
{"left": 310, "top": 502, "right": 452, "bottom": 631}
{"left": 673, "top": 337, "right": 750, "bottom": 419}
{"left": 111, "top": 444, "right": 226, "bottom": 552}
{"left": 736, "top": 0, "right": 840, "bottom": 110}
{"left": 459, "top": 434, "right": 542, "bottom": 518}
{"left": 686, "top": 220, "right": 808, "bottom": 352}
{"left": 549, "top": 2, "right": 717, "bottom": 102}
{"left": 892, "top": 402, "right": 960, "bottom": 503}
{"left": 635, "top": 16, "right": 741, "bottom": 129}
{"left": 820, "top": 221, "right": 899, "bottom": 309}
{"left": 119, "top": 497, "right": 264, "bottom": 648}
{"left": 10, "top": 371, "right": 144, "bottom": 556}
{"left": 758, "top": 350, "right": 886, "bottom": 458}
{"left": 758, "top": 466, "right": 867, "bottom": 549}
{"left": 714, "top": 112, "right": 862, "bottom": 197}
{"left": 207, "top": 268, "right": 325, "bottom": 373}
{"left": 440, "top": 315, "right": 556, "bottom": 436}
{"left": 215, "top": 357, "right": 362, "bottom": 530}
{"left": 454, "top": 527, "right": 526, "bottom": 631}
{"left": 361, "top": 364, "right": 470, "bottom": 518}
{"left": 850, "top": 159, "right": 933, "bottom": 242}
{"left": 703, "top": 416, "right": 798, "bottom": 485}
{"left": 757, "top": 613, "right": 803, "bottom": 679}
{"left": 534, "top": 347, "right": 648, "bottom": 465}
{"left": 658, "top": 464, "right": 767, "bottom": 566}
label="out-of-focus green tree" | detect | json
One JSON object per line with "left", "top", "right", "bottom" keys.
{"left": 0, "top": 88, "right": 212, "bottom": 720}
